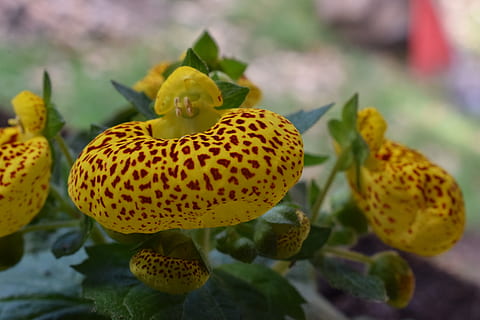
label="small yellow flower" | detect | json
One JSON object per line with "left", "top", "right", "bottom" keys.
{"left": 68, "top": 66, "right": 304, "bottom": 234}
{"left": 0, "top": 91, "right": 51, "bottom": 237}
{"left": 133, "top": 62, "right": 170, "bottom": 100}
{"left": 346, "top": 108, "right": 464, "bottom": 256}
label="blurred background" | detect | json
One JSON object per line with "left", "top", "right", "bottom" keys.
{"left": 0, "top": 0, "right": 479, "bottom": 316}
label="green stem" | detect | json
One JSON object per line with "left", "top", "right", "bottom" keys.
{"left": 21, "top": 220, "right": 81, "bottom": 234}
{"left": 90, "top": 224, "right": 108, "bottom": 244}
{"left": 50, "top": 185, "right": 80, "bottom": 219}
{"left": 202, "top": 228, "right": 212, "bottom": 252}
{"left": 310, "top": 151, "right": 345, "bottom": 223}
{"left": 54, "top": 134, "right": 74, "bottom": 167}
{"left": 322, "top": 246, "right": 373, "bottom": 265}
{"left": 271, "top": 260, "right": 292, "bottom": 275}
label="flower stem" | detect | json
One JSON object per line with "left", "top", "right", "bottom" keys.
{"left": 322, "top": 246, "right": 373, "bottom": 265}
{"left": 50, "top": 185, "right": 81, "bottom": 219}
{"left": 90, "top": 224, "right": 108, "bottom": 244}
{"left": 21, "top": 220, "right": 81, "bottom": 234}
{"left": 271, "top": 260, "right": 292, "bottom": 275}
{"left": 310, "top": 151, "right": 345, "bottom": 223}
{"left": 54, "top": 134, "right": 74, "bottom": 167}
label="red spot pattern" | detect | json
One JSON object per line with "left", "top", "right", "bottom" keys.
{"left": 68, "top": 108, "right": 304, "bottom": 234}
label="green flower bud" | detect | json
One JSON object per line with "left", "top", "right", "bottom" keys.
{"left": 368, "top": 251, "right": 415, "bottom": 308}
{"left": 255, "top": 205, "right": 310, "bottom": 260}
{"left": 0, "top": 232, "right": 24, "bottom": 271}
{"left": 129, "top": 230, "right": 210, "bottom": 294}
{"left": 216, "top": 229, "right": 257, "bottom": 263}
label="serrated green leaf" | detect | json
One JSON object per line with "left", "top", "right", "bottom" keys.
{"left": 220, "top": 263, "right": 306, "bottom": 320}
{"left": 304, "top": 153, "right": 328, "bottom": 167}
{"left": 286, "top": 103, "right": 334, "bottom": 134}
{"left": 111, "top": 80, "right": 156, "bottom": 119}
{"left": 341, "top": 93, "right": 359, "bottom": 131}
{"left": 289, "top": 226, "right": 331, "bottom": 260}
{"left": 219, "top": 58, "right": 247, "bottom": 81}
{"left": 52, "top": 217, "right": 93, "bottom": 258}
{"left": 313, "top": 256, "right": 387, "bottom": 302}
{"left": 215, "top": 81, "right": 249, "bottom": 110}
{"left": 42, "top": 71, "right": 52, "bottom": 106}
{"left": 182, "top": 48, "right": 209, "bottom": 74}
{"left": 193, "top": 31, "right": 219, "bottom": 67}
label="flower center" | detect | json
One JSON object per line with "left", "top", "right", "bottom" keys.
{"left": 151, "top": 66, "right": 224, "bottom": 139}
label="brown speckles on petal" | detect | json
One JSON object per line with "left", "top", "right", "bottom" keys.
{"left": 68, "top": 108, "right": 304, "bottom": 234}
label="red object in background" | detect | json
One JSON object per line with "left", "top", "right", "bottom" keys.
{"left": 409, "top": 0, "right": 451, "bottom": 75}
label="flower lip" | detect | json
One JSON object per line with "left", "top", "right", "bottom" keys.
{"left": 68, "top": 107, "right": 304, "bottom": 234}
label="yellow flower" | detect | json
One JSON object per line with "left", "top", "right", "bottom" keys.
{"left": 237, "top": 76, "right": 262, "bottom": 108}
{"left": 0, "top": 91, "right": 51, "bottom": 237}
{"left": 68, "top": 66, "right": 304, "bottom": 235}
{"left": 133, "top": 62, "right": 170, "bottom": 100}
{"left": 346, "top": 108, "right": 464, "bottom": 256}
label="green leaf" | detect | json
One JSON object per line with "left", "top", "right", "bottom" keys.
{"left": 352, "top": 135, "right": 370, "bottom": 189}
{"left": 181, "top": 48, "right": 209, "bottom": 74}
{"left": 215, "top": 81, "right": 249, "bottom": 109}
{"left": 304, "top": 153, "right": 328, "bottom": 167}
{"left": 74, "top": 244, "right": 279, "bottom": 320}
{"left": 327, "top": 119, "right": 350, "bottom": 147}
{"left": 335, "top": 199, "right": 369, "bottom": 235}
{"left": 111, "top": 80, "right": 156, "bottom": 119}
{"left": 219, "top": 58, "right": 248, "bottom": 81}
{"left": 313, "top": 256, "right": 387, "bottom": 302}
{"left": 0, "top": 294, "right": 106, "bottom": 320}
{"left": 42, "top": 71, "right": 52, "bottom": 106}
{"left": 286, "top": 103, "right": 334, "bottom": 134}
{"left": 193, "top": 31, "right": 219, "bottom": 67}
{"left": 287, "top": 182, "right": 308, "bottom": 212}
{"left": 220, "top": 263, "right": 306, "bottom": 320}
{"left": 341, "top": 93, "right": 359, "bottom": 131}
{"left": 261, "top": 204, "right": 300, "bottom": 226}
{"left": 327, "top": 226, "right": 357, "bottom": 246}
{"left": 289, "top": 226, "right": 331, "bottom": 260}
{"left": 52, "top": 217, "right": 94, "bottom": 258}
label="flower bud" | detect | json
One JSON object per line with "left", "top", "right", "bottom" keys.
{"left": 368, "top": 251, "right": 415, "bottom": 308}
{"left": 255, "top": 205, "right": 310, "bottom": 260}
{"left": 129, "top": 231, "right": 210, "bottom": 294}
{"left": 216, "top": 229, "right": 257, "bottom": 263}
{"left": 0, "top": 232, "right": 24, "bottom": 271}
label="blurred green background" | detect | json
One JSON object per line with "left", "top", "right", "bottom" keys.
{"left": 0, "top": 0, "right": 478, "bottom": 241}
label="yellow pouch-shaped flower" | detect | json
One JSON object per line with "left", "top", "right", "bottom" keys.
{"left": 68, "top": 67, "right": 304, "bottom": 234}
{"left": 347, "top": 108, "right": 464, "bottom": 256}
{"left": 0, "top": 91, "right": 51, "bottom": 237}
